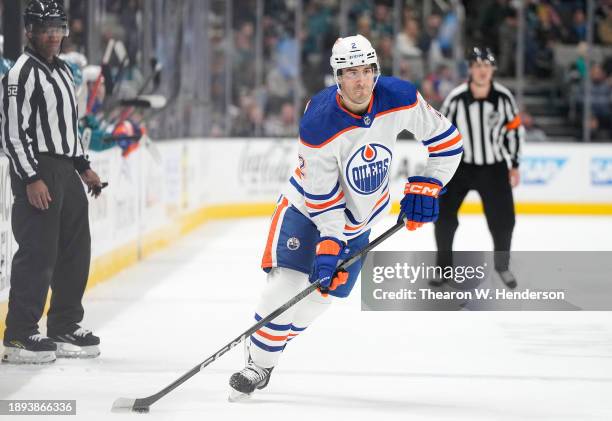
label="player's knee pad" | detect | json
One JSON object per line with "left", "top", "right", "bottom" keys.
{"left": 292, "top": 290, "right": 332, "bottom": 329}
{"left": 256, "top": 267, "right": 310, "bottom": 323}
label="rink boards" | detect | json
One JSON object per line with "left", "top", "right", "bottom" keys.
{"left": 0, "top": 138, "right": 611, "bottom": 332}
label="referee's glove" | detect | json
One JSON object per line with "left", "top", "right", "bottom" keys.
{"left": 398, "top": 176, "right": 444, "bottom": 231}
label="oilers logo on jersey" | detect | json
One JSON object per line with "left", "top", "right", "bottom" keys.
{"left": 287, "top": 237, "right": 301, "bottom": 250}
{"left": 346, "top": 143, "right": 391, "bottom": 195}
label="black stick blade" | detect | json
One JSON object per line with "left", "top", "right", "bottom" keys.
{"left": 119, "top": 95, "right": 167, "bottom": 109}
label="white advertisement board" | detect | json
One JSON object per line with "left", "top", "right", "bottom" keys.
{"left": 0, "top": 139, "right": 611, "bottom": 301}
{"left": 197, "top": 139, "right": 612, "bottom": 206}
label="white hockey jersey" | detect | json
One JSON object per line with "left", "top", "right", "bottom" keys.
{"left": 283, "top": 76, "right": 463, "bottom": 241}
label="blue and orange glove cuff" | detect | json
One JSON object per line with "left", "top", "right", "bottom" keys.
{"left": 316, "top": 237, "right": 344, "bottom": 256}
{"left": 404, "top": 176, "right": 443, "bottom": 198}
{"left": 319, "top": 270, "right": 349, "bottom": 297}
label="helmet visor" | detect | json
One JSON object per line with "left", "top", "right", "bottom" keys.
{"left": 30, "top": 22, "right": 69, "bottom": 37}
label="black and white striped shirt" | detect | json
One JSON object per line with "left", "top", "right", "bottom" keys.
{"left": 1, "top": 47, "right": 89, "bottom": 183}
{"left": 440, "top": 81, "right": 523, "bottom": 168}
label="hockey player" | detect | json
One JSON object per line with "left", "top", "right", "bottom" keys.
{"left": 228, "top": 35, "right": 463, "bottom": 400}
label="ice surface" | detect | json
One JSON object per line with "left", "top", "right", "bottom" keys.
{"left": 1, "top": 215, "right": 611, "bottom": 420}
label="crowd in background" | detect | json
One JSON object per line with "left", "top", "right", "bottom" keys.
{"left": 0, "top": 0, "right": 610, "bottom": 140}
{"left": 211, "top": 0, "right": 612, "bottom": 140}
{"left": 465, "top": 0, "right": 612, "bottom": 139}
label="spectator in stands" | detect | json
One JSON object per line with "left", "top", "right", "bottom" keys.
{"left": 498, "top": 8, "right": 518, "bottom": 76}
{"left": 418, "top": 13, "right": 444, "bottom": 72}
{"left": 264, "top": 25, "right": 299, "bottom": 112}
{"left": 349, "top": 0, "right": 373, "bottom": 28}
{"left": 356, "top": 14, "right": 373, "bottom": 42}
{"left": 478, "top": 0, "right": 512, "bottom": 53}
{"left": 569, "top": 8, "right": 587, "bottom": 44}
{"left": 438, "top": 10, "right": 459, "bottom": 58}
{"left": 371, "top": 3, "right": 393, "bottom": 44}
{"left": 535, "top": 1, "right": 567, "bottom": 44}
{"left": 231, "top": 94, "right": 261, "bottom": 137}
{"left": 377, "top": 34, "right": 394, "bottom": 75}
{"left": 118, "top": 0, "right": 140, "bottom": 65}
{"left": 597, "top": 2, "right": 612, "bottom": 45}
{"left": 421, "top": 64, "right": 455, "bottom": 108}
{"left": 590, "top": 63, "right": 612, "bottom": 134}
{"left": 68, "top": 16, "right": 85, "bottom": 51}
{"left": 522, "top": 112, "right": 548, "bottom": 142}
{"left": 264, "top": 102, "right": 296, "bottom": 137}
{"left": 395, "top": 17, "right": 425, "bottom": 82}
{"left": 233, "top": 22, "right": 256, "bottom": 100}
{"left": 418, "top": 13, "right": 442, "bottom": 56}
{"left": 395, "top": 18, "right": 422, "bottom": 59}
{"left": 303, "top": 0, "right": 333, "bottom": 59}
{"left": 533, "top": 37, "right": 555, "bottom": 78}
{"left": 604, "top": 56, "right": 612, "bottom": 76}
{"left": 572, "top": 41, "right": 589, "bottom": 80}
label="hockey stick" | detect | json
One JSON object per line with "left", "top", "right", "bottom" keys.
{"left": 119, "top": 95, "right": 167, "bottom": 109}
{"left": 111, "top": 221, "right": 405, "bottom": 413}
{"left": 102, "top": 135, "right": 142, "bottom": 143}
{"left": 110, "top": 60, "right": 165, "bottom": 128}
{"left": 86, "top": 38, "right": 115, "bottom": 114}
{"left": 105, "top": 40, "right": 129, "bottom": 98}
{"left": 136, "top": 59, "right": 163, "bottom": 96}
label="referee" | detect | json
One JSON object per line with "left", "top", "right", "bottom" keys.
{"left": 432, "top": 47, "right": 524, "bottom": 289}
{"left": 1, "top": 0, "right": 103, "bottom": 364}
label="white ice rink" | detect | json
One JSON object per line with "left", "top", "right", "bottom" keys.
{"left": 1, "top": 214, "right": 612, "bottom": 420}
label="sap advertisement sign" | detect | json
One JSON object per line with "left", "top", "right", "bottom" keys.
{"left": 591, "top": 158, "right": 612, "bottom": 186}
{"left": 520, "top": 157, "right": 567, "bottom": 185}
{"left": 514, "top": 143, "right": 612, "bottom": 203}
{"left": 391, "top": 142, "right": 612, "bottom": 204}
{"left": 512, "top": 144, "right": 612, "bottom": 202}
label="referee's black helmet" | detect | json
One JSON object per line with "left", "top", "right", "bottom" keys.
{"left": 24, "top": 0, "right": 68, "bottom": 28}
{"left": 468, "top": 47, "right": 496, "bottom": 66}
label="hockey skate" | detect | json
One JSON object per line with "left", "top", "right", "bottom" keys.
{"left": 428, "top": 275, "right": 448, "bottom": 287}
{"left": 2, "top": 333, "right": 57, "bottom": 364}
{"left": 228, "top": 339, "right": 274, "bottom": 402}
{"left": 228, "top": 361, "right": 274, "bottom": 402}
{"left": 48, "top": 326, "right": 100, "bottom": 358}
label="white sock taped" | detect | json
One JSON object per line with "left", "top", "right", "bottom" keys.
{"left": 249, "top": 267, "right": 332, "bottom": 368}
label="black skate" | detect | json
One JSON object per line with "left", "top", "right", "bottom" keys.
{"left": 2, "top": 333, "right": 57, "bottom": 364}
{"left": 497, "top": 270, "right": 517, "bottom": 289}
{"left": 428, "top": 275, "right": 448, "bottom": 287}
{"left": 48, "top": 326, "right": 100, "bottom": 358}
{"left": 228, "top": 362, "right": 274, "bottom": 402}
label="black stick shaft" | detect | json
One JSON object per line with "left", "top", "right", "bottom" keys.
{"left": 103, "top": 135, "right": 142, "bottom": 143}
{"left": 133, "top": 222, "right": 404, "bottom": 409}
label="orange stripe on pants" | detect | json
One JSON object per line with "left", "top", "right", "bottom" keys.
{"left": 261, "top": 197, "right": 289, "bottom": 269}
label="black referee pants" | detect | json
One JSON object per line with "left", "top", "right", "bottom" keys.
{"left": 4, "top": 154, "right": 91, "bottom": 340}
{"left": 434, "top": 161, "right": 515, "bottom": 271}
